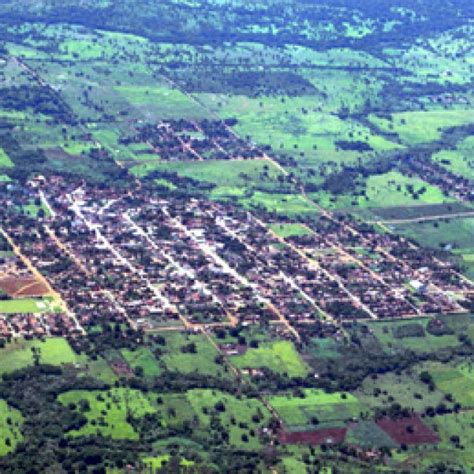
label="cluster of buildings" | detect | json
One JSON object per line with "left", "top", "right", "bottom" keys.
{"left": 0, "top": 177, "right": 471, "bottom": 340}
{"left": 125, "top": 119, "right": 266, "bottom": 161}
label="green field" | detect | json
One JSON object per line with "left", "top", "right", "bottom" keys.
{"left": 0, "top": 298, "right": 57, "bottom": 314}
{"left": 268, "top": 389, "right": 364, "bottom": 429}
{"left": 360, "top": 171, "right": 451, "bottom": 208}
{"left": 121, "top": 347, "right": 161, "bottom": 378}
{"left": 433, "top": 136, "right": 474, "bottom": 181}
{"left": 367, "top": 319, "right": 461, "bottom": 354}
{"left": 0, "top": 148, "right": 13, "bottom": 168}
{"left": 186, "top": 389, "right": 270, "bottom": 449}
{"left": 59, "top": 388, "right": 156, "bottom": 440}
{"left": 0, "top": 338, "right": 80, "bottom": 374}
{"left": 0, "top": 399, "right": 23, "bottom": 457}
{"left": 427, "top": 362, "right": 474, "bottom": 408}
{"left": 356, "top": 371, "right": 446, "bottom": 413}
{"left": 116, "top": 85, "right": 209, "bottom": 120}
{"left": 369, "top": 109, "right": 474, "bottom": 145}
{"left": 154, "top": 333, "right": 233, "bottom": 379}
{"left": 269, "top": 223, "right": 312, "bottom": 238}
{"left": 231, "top": 340, "right": 310, "bottom": 378}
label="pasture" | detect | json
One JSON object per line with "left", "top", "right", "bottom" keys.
{"left": 0, "top": 337, "right": 80, "bottom": 375}
{"left": 153, "top": 332, "right": 234, "bottom": 380}
{"left": 186, "top": 389, "right": 271, "bottom": 449}
{"left": 0, "top": 297, "right": 55, "bottom": 314}
{"left": 230, "top": 340, "right": 310, "bottom": 378}
{"left": 433, "top": 136, "right": 474, "bottom": 181}
{"left": 269, "top": 223, "right": 312, "bottom": 238}
{"left": 268, "top": 389, "right": 364, "bottom": 430}
{"left": 0, "top": 400, "right": 23, "bottom": 457}
{"left": 58, "top": 388, "right": 156, "bottom": 440}
{"left": 369, "top": 109, "right": 474, "bottom": 145}
{"left": 366, "top": 319, "right": 461, "bottom": 355}
{"left": 426, "top": 362, "right": 474, "bottom": 408}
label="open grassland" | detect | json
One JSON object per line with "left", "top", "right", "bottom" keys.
{"left": 369, "top": 109, "right": 474, "bottom": 145}
{"left": 230, "top": 340, "right": 310, "bottom": 378}
{"left": 366, "top": 202, "right": 472, "bottom": 221}
{"left": 426, "top": 362, "right": 474, "bottom": 408}
{"left": 304, "top": 337, "right": 342, "bottom": 360}
{"left": 0, "top": 297, "right": 57, "bottom": 314}
{"left": 115, "top": 85, "right": 209, "bottom": 120}
{"left": 391, "top": 218, "right": 474, "bottom": 252}
{"left": 0, "top": 148, "right": 13, "bottom": 168}
{"left": 155, "top": 332, "right": 233, "bottom": 379}
{"left": 269, "top": 389, "right": 363, "bottom": 429}
{"left": 0, "top": 400, "right": 23, "bottom": 457}
{"left": 269, "top": 223, "right": 312, "bottom": 238}
{"left": 355, "top": 371, "right": 446, "bottom": 413}
{"left": 433, "top": 136, "right": 474, "bottom": 181}
{"left": 359, "top": 171, "right": 452, "bottom": 208}
{"left": 59, "top": 388, "right": 156, "bottom": 440}
{"left": 186, "top": 389, "right": 270, "bottom": 449}
{"left": 367, "top": 319, "right": 461, "bottom": 355}
{"left": 423, "top": 412, "right": 474, "bottom": 470}
{"left": 0, "top": 337, "right": 80, "bottom": 375}
{"left": 121, "top": 347, "right": 161, "bottom": 378}
{"left": 131, "top": 158, "right": 284, "bottom": 190}
{"left": 142, "top": 456, "right": 194, "bottom": 470}
{"left": 391, "top": 218, "right": 474, "bottom": 280}
{"left": 199, "top": 94, "right": 399, "bottom": 158}
{"left": 241, "top": 191, "right": 318, "bottom": 217}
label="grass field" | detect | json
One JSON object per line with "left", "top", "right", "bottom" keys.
{"left": 116, "top": 85, "right": 209, "bottom": 120}
{"left": 369, "top": 109, "right": 474, "bottom": 145}
{"left": 426, "top": 362, "right": 474, "bottom": 408}
{"left": 360, "top": 171, "right": 452, "bottom": 208}
{"left": 230, "top": 340, "right": 310, "bottom": 378}
{"left": 0, "top": 399, "right": 23, "bottom": 457}
{"left": 268, "top": 389, "right": 364, "bottom": 429}
{"left": 186, "top": 389, "right": 270, "bottom": 449}
{"left": 269, "top": 223, "right": 312, "bottom": 238}
{"left": 367, "top": 319, "right": 461, "bottom": 355}
{"left": 155, "top": 332, "right": 233, "bottom": 379}
{"left": 0, "top": 337, "right": 80, "bottom": 374}
{"left": 142, "top": 456, "right": 194, "bottom": 470}
{"left": 355, "top": 371, "right": 446, "bottom": 413}
{"left": 0, "top": 298, "right": 57, "bottom": 314}
{"left": 121, "top": 347, "right": 160, "bottom": 378}
{"left": 199, "top": 94, "right": 399, "bottom": 158}
{"left": 0, "top": 148, "right": 13, "bottom": 168}
{"left": 59, "top": 388, "right": 156, "bottom": 440}
{"left": 433, "top": 136, "right": 474, "bottom": 181}
{"left": 392, "top": 217, "right": 474, "bottom": 250}
{"left": 241, "top": 191, "right": 318, "bottom": 217}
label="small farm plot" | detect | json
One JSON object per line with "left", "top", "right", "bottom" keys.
{"left": 376, "top": 415, "right": 439, "bottom": 445}
{"left": 346, "top": 420, "right": 398, "bottom": 448}
{"left": 268, "top": 389, "right": 364, "bottom": 430}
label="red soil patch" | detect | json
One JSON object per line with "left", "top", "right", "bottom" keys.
{"left": 376, "top": 415, "right": 439, "bottom": 445}
{"left": 0, "top": 277, "right": 49, "bottom": 297}
{"left": 279, "top": 427, "right": 347, "bottom": 445}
